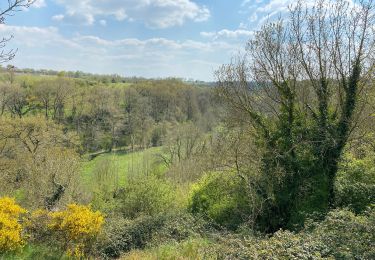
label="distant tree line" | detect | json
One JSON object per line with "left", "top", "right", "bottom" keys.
{"left": 0, "top": 66, "right": 215, "bottom": 86}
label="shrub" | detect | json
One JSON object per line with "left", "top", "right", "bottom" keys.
{"left": 189, "top": 171, "right": 252, "bottom": 230}
{"left": 99, "top": 212, "right": 208, "bottom": 258}
{"left": 123, "top": 238, "right": 215, "bottom": 260}
{"left": 48, "top": 204, "right": 104, "bottom": 257}
{"left": 24, "top": 209, "right": 65, "bottom": 258}
{"left": 211, "top": 231, "right": 328, "bottom": 260}
{"left": 213, "top": 208, "right": 375, "bottom": 259}
{"left": 99, "top": 208, "right": 375, "bottom": 259}
{"left": 0, "top": 197, "right": 26, "bottom": 253}
{"left": 117, "top": 175, "right": 178, "bottom": 219}
{"left": 335, "top": 154, "right": 375, "bottom": 213}
{"left": 310, "top": 208, "right": 375, "bottom": 259}
{"left": 100, "top": 215, "right": 165, "bottom": 258}
{"left": 26, "top": 209, "right": 51, "bottom": 243}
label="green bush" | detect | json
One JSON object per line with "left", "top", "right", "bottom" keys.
{"left": 189, "top": 171, "right": 252, "bottom": 230}
{"left": 335, "top": 154, "right": 375, "bottom": 213}
{"left": 310, "top": 208, "right": 375, "bottom": 259}
{"left": 99, "top": 208, "right": 374, "bottom": 259}
{"left": 211, "top": 231, "right": 328, "bottom": 260}
{"left": 116, "top": 175, "right": 178, "bottom": 219}
{"left": 99, "top": 215, "right": 164, "bottom": 258}
{"left": 213, "top": 208, "right": 375, "bottom": 259}
{"left": 123, "top": 238, "right": 215, "bottom": 260}
{"left": 99, "top": 213, "right": 207, "bottom": 258}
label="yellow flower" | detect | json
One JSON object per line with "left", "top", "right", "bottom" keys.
{"left": 49, "top": 204, "right": 104, "bottom": 256}
{"left": 0, "top": 197, "right": 26, "bottom": 252}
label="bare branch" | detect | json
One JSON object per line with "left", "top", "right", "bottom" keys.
{"left": 0, "top": 0, "right": 35, "bottom": 62}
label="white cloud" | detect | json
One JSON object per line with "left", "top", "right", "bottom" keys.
{"left": 242, "top": 0, "right": 263, "bottom": 7}
{"left": 255, "top": 0, "right": 292, "bottom": 13}
{"left": 52, "top": 14, "right": 64, "bottom": 21}
{"left": 0, "top": 25, "right": 242, "bottom": 81}
{"left": 53, "top": 12, "right": 95, "bottom": 25}
{"left": 200, "top": 29, "right": 253, "bottom": 40}
{"left": 32, "top": 0, "right": 46, "bottom": 8}
{"left": 53, "top": 0, "right": 210, "bottom": 28}
{"left": 0, "top": 25, "right": 81, "bottom": 49}
{"left": 240, "top": 0, "right": 294, "bottom": 29}
{"left": 246, "top": 0, "right": 357, "bottom": 29}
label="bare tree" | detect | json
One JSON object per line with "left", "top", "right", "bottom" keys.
{"left": 0, "top": 0, "right": 35, "bottom": 62}
{"left": 0, "top": 116, "right": 82, "bottom": 210}
{"left": 6, "top": 84, "right": 33, "bottom": 117}
{"left": 216, "top": 0, "right": 375, "bottom": 230}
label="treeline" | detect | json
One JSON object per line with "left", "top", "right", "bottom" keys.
{"left": 0, "top": 73, "right": 218, "bottom": 152}
{"left": 1, "top": 65, "right": 213, "bottom": 85}
{"left": 1, "top": 65, "right": 151, "bottom": 83}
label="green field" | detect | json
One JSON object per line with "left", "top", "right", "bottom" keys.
{"left": 81, "top": 147, "right": 167, "bottom": 189}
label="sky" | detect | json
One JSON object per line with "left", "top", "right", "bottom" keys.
{"left": 0, "top": 0, "right": 294, "bottom": 81}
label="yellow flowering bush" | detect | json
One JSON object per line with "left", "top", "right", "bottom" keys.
{"left": 25, "top": 209, "right": 51, "bottom": 242}
{"left": 0, "top": 197, "right": 26, "bottom": 252}
{"left": 49, "top": 204, "right": 104, "bottom": 256}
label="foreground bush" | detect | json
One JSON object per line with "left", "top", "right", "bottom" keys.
{"left": 120, "top": 208, "right": 375, "bottom": 260}
{"left": 212, "top": 208, "right": 375, "bottom": 259}
{"left": 0, "top": 197, "right": 26, "bottom": 253}
{"left": 189, "top": 171, "right": 252, "bottom": 230}
{"left": 123, "top": 238, "right": 215, "bottom": 260}
{"left": 5, "top": 203, "right": 105, "bottom": 258}
{"left": 335, "top": 153, "right": 375, "bottom": 213}
{"left": 99, "top": 212, "right": 209, "bottom": 258}
{"left": 48, "top": 204, "right": 105, "bottom": 257}
{"left": 310, "top": 208, "right": 375, "bottom": 259}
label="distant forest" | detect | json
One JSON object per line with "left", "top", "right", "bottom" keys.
{"left": 1, "top": 65, "right": 215, "bottom": 86}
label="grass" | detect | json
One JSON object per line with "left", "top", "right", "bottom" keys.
{"left": 81, "top": 147, "right": 167, "bottom": 190}
{"left": 122, "top": 238, "right": 215, "bottom": 260}
{"left": 0, "top": 244, "right": 66, "bottom": 260}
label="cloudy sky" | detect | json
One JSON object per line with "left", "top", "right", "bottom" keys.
{"left": 0, "top": 0, "right": 293, "bottom": 81}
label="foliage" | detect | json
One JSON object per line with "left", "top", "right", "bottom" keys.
{"left": 25, "top": 209, "right": 53, "bottom": 246}
{"left": 100, "top": 208, "right": 375, "bottom": 259}
{"left": 0, "top": 244, "right": 66, "bottom": 260}
{"left": 117, "top": 175, "right": 179, "bottom": 219}
{"left": 0, "top": 116, "right": 82, "bottom": 210}
{"left": 122, "top": 238, "right": 215, "bottom": 260}
{"left": 48, "top": 204, "right": 104, "bottom": 257}
{"left": 213, "top": 231, "right": 328, "bottom": 260}
{"left": 211, "top": 208, "right": 375, "bottom": 259}
{"left": 100, "top": 215, "right": 166, "bottom": 258}
{"left": 99, "top": 212, "right": 208, "bottom": 258}
{"left": 335, "top": 153, "right": 375, "bottom": 213}
{"left": 0, "top": 197, "right": 26, "bottom": 253}
{"left": 309, "top": 208, "right": 375, "bottom": 259}
{"left": 189, "top": 171, "right": 252, "bottom": 230}
{"left": 0, "top": 70, "right": 217, "bottom": 153}
{"left": 216, "top": 0, "right": 375, "bottom": 230}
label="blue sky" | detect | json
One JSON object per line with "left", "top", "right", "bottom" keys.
{"left": 0, "top": 0, "right": 292, "bottom": 81}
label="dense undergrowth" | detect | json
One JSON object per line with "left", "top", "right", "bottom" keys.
{"left": 1, "top": 145, "right": 374, "bottom": 259}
